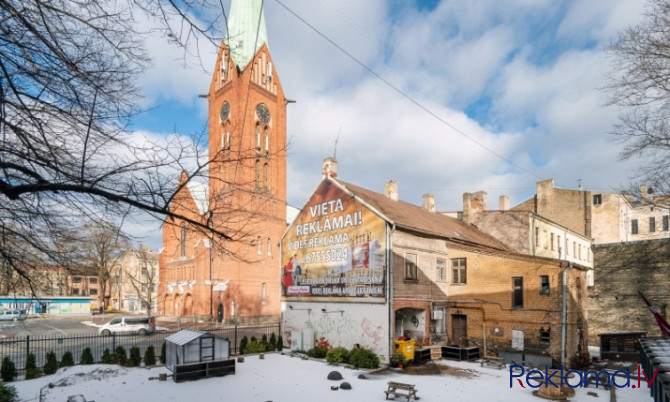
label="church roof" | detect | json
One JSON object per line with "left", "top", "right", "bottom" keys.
{"left": 225, "top": 0, "right": 269, "bottom": 70}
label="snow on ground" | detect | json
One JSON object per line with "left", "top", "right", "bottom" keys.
{"left": 11, "top": 353, "right": 653, "bottom": 402}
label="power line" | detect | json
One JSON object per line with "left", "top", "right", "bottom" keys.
{"left": 272, "top": 0, "right": 543, "bottom": 182}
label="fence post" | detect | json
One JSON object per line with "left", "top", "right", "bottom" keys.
{"left": 112, "top": 332, "right": 116, "bottom": 352}
{"left": 26, "top": 335, "right": 30, "bottom": 365}
{"left": 234, "top": 323, "right": 238, "bottom": 355}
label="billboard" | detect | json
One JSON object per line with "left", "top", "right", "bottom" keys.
{"left": 282, "top": 180, "right": 387, "bottom": 302}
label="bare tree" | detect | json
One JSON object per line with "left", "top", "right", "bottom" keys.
{"left": 122, "top": 245, "right": 159, "bottom": 316}
{"left": 0, "top": 0, "right": 235, "bottom": 290}
{"left": 606, "top": 0, "right": 670, "bottom": 194}
{"left": 78, "top": 221, "right": 129, "bottom": 310}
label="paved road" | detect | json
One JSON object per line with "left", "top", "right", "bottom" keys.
{"left": 0, "top": 313, "right": 136, "bottom": 338}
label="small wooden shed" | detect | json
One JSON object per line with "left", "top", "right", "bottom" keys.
{"left": 165, "top": 328, "right": 234, "bottom": 382}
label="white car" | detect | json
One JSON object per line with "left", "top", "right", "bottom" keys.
{"left": 0, "top": 309, "right": 27, "bottom": 321}
{"left": 98, "top": 316, "right": 155, "bottom": 335}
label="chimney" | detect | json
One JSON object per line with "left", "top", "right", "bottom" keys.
{"left": 422, "top": 194, "right": 435, "bottom": 213}
{"left": 472, "top": 191, "right": 487, "bottom": 210}
{"left": 322, "top": 157, "right": 338, "bottom": 179}
{"left": 640, "top": 184, "right": 648, "bottom": 200}
{"left": 499, "top": 195, "right": 510, "bottom": 211}
{"left": 384, "top": 180, "right": 398, "bottom": 201}
{"left": 463, "top": 193, "right": 473, "bottom": 224}
{"left": 462, "top": 191, "right": 487, "bottom": 224}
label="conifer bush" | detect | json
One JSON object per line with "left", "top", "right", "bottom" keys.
{"left": 42, "top": 352, "right": 59, "bottom": 375}
{"left": 0, "top": 357, "right": 17, "bottom": 382}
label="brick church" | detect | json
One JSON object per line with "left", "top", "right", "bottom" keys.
{"left": 159, "top": 0, "right": 287, "bottom": 323}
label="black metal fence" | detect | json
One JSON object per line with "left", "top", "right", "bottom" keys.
{"left": 0, "top": 323, "right": 280, "bottom": 374}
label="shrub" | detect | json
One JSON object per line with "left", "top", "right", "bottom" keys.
{"left": 144, "top": 346, "right": 156, "bottom": 366}
{"left": 59, "top": 351, "right": 74, "bottom": 368}
{"left": 239, "top": 336, "right": 248, "bottom": 355}
{"left": 276, "top": 335, "right": 283, "bottom": 351}
{"left": 114, "top": 346, "right": 127, "bottom": 366}
{"left": 389, "top": 352, "right": 407, "bottom": 367}
{"left": 80, "top": 348, "right": 94, "bottom": 365}
{"left": 348, "top": 347, "right": 380, "bottom": 369}
{"left": 160, "top": 342, "right": 166, "bottom": 364}
{"left": 42, "top": 352, "right": 59, "bottom": 375}
{"left": 0, "top": 382, "right": 17, "bottom": 402}
{"left": 260, "top": 334, "right": 271, "bottom": 352}
{"left": 101, "top": 348, "right": 115, "bottom": 364}
{"left": 0, "top": 358, "right": 17, "bottom": 382}
{"left": 128, "top": 347, "right": 142, "bottom": 367}
{"left": 326, "top": 347, "right": 350, "bottom": 364}
{"left": 25, "top": 353, "right": 41, "bottom": 380}
{"left": 269, "top": 333, "right": 277, "bottom": 351}
{"left": 243, "top": 340, "right": 266, "bottom": 354}
{"left": 307, "top": 346, "right": 328, "bottom": 359}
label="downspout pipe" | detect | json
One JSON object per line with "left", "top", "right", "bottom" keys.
{"left": 388, "top": 223, "right": 396, "bottom": 362}
{"left": 561, "top": 262, "right": 573, "bottom": 367}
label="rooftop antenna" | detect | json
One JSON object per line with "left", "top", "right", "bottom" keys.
{"left": 333, "top": 128, "right": 341, "bottom": 159}
{"left": 577, "top": 178, "right": 582, "bottom": 189}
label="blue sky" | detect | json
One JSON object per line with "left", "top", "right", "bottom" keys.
{"left": 129, "top": 0, "right": 649, "bottom": 249}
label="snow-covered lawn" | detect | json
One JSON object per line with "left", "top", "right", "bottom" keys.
{"left": 11, "top": 353, "right": 652, "bottom": 402}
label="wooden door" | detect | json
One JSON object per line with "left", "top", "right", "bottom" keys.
{"left": 452, "top": 314, "right": 467, "bottom": 347}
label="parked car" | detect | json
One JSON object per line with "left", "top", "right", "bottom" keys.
{"left": 98, "top": 316, "right": 155, "bottom": 335}
{"left": 0, "top": 309, "right": 27, "bottom": 321}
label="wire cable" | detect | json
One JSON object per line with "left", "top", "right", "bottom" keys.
{"left": 273, "top": 0, "right": 543, "bottom": 182}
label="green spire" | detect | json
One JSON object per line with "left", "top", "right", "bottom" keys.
{"left": 225, "top": 0, "right": 269, "bottom": 70}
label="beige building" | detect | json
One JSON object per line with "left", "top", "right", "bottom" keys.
{"left": 112, "top": 245, "right": 159, "bottom": 315}
{"left": 281, "top": 160, "right": 588, "bottom": 365}
{"left": 513, "top": 179, "right": 670, "bottom": 244}
{"left": 505, "top": 179, "right": 670, "bottom": 345}
{"left": 460, "top": 191, "right": 593, "bottom": 269}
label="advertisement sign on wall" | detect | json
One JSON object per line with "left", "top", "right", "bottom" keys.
{"left": 282, "top": 180, "right": 387, "bottom": 302}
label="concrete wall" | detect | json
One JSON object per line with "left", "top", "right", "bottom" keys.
{"left": 282, "top": 301, "right": 390, "bottom": 361}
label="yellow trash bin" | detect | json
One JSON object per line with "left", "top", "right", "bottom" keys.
{"left": 394, "top": 339, "right": 416, "bottom": 362}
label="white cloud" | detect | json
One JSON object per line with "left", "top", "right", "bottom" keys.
{"left": 126, "top": 0, "right": 651, "bottom": 234}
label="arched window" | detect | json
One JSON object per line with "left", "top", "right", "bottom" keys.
{"left": 255, "top": 160, "right": 261, "bottom": 189}
{"left": 255, "top": 125, "right": 261, "bottom": 152}
{"left": 180, "top": 224, "right": 187, "bottom": 257}
{"left": 262, "top": 283, "right": 267, "bottom": 305}
{"left": 264, "top": 163, "right": 269, "bottom": 189}
{"left": 264, "top": 127, "right": 269, "bottom": 155}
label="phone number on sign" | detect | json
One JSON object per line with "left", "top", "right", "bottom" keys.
{"left": 304, "top": 247, "right": 350, "bottom": 263}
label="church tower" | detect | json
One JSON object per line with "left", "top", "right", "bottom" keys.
{"left": 160, "top": 0, "right": 287, "bottom": 323}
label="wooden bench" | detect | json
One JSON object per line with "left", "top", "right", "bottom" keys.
{"left": 384, "top": 381, "right": 420, "bottom": 401}
{"left": 480, "top": 356, "right": 506, "bottom": 369}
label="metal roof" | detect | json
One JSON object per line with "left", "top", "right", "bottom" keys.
{"left": 165, "top": 329, "right": 213, "bottom": 346}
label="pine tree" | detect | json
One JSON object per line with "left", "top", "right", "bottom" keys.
{"left": 0, "top": 357, "right": 17, "bottom": 382}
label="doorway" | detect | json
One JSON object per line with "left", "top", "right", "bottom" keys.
{"left": 217, "top": 303, "right": 224, "bottom": 323}
{"left": 451, "top": 314, "right": 468, "bottom": 347}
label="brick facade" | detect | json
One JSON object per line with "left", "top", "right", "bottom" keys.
{"left": 589, "top": 240, "right": 670, "bottom": 344}
{"left": 159, "top": 19, "right": 287, "bottom": 324}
